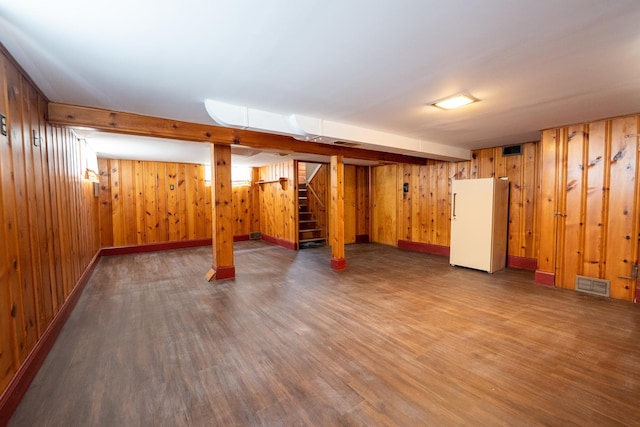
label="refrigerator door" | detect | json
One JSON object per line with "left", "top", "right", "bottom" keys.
{"left": 450, "top": 179, "right": 494, "bottom": 271}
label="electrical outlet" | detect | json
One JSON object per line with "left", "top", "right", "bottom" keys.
{"left": 0, "top": 114, "right": 6, "bottom": 136}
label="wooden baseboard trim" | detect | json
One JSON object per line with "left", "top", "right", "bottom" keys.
{"left": 210, "top": 265, "right": 236, "bottom": 280}
{"left": 397, "top": 240, "right": 450, "bottom": 257}
{"left": 397, "top": 241, "right": 537, "bottom": 272}
{"left": 355, "top": 235, "right": 370, "bottom": 243}
{"left": 101, "top": 238, "right": 212, "bottom": 256}
{"left": 331, "top": 257, "right": 346, "bottom": 270}
{"left": 507, "top": 256, "right": 538, "bottom": 271}
{"left": 0, "top": 250, "right": 101, "bottom": 425}
{"left": 0, "top": 232, "right": 257, "bottom": 421}
{"left": 535, "top": 270, "right": 555, "bottom": 287}
{"left": 261, "top": 234, "right": 297, "bottom": 250}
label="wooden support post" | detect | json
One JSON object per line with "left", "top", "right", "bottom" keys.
{"left": 330, "top": 155, "right": 346, "bottom": 270}
{"left": 205, "top": 144, "right": 235, "bottom": 281}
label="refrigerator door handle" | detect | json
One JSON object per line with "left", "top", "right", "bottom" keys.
{"left": 452, "top": 192, "right": 457, "bottom": 219}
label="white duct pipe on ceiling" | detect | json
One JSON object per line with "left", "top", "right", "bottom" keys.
{"left": 204, "top": 99, "right": 470, "bottom": 161}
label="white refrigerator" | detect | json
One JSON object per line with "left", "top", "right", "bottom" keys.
{"left": 450, "top": 178, "right": 509, "bottom": 273}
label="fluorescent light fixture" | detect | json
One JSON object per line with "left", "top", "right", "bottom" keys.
{"left": 432, "top": 93, "right": 479, "bottom": 110}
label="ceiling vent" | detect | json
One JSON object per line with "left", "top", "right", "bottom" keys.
{"left": 332, "top": 141, "right": 360, "bottom": 147}
{"left": 575, "top": 275, "right": 610, "bottom": 297}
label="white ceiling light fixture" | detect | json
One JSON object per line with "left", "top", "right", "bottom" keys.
{"left": 432, "top": 93, "right": 480, "bottom": 110}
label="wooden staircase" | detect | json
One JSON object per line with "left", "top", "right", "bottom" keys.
{"left": 298, "top": 183, "right": 326, "bottom": 247}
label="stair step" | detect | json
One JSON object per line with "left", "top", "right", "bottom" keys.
{"left": 299, "top": 237, "right": 326, "bottom": 243}
{"left": 299, "top": 219, "right": 316, "bottom": 224}
{"left": 298, "top": 196, "right": 307, "bottom": 200}
{"left": 299, "top": 228, "right": 323, "bottom": 233}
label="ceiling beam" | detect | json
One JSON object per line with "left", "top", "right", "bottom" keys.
{"left": 48, "top": 103, "right": 428, "bottom": 165}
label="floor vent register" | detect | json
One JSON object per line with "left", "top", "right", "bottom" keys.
{"left": 575, "top": 275, "right": 610, "bottom": 297}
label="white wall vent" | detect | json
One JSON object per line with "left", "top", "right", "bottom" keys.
{"left": 575, "top": 275, "right": 610, "bottom": 297}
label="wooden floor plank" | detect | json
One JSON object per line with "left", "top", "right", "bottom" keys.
{"left": 9, "top": 241, "right": 640, "bottom": 426}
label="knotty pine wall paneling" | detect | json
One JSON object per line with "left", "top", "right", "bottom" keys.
{"left": 304, "top": 163, "right": 367, "bottom": 245}
{"left": 371, "top": 164, "right": 398, "bottom": 246}
{"left": 0, "top": 55, "right": 24, "bottom": 391}
{"left": 306, "top": 164, "right": 328, "bottom": 242}
{"left": 26, "top": 78, "right": 55, "bottom": 335}
{"left": 258, "top": 161, "right": 297, "bottom": 245}
{"left": 399, "top": 164, "right": 412, "bottom": 242}
{"left": 605, "top": 116, "right": 638, "bottom": 300}
{"left": 232, "top": 184, "right": 252, "bottom": 237}
{"left": 355, "top": 165, "right": 370, "bottom": 241}
{"left": 537, "top": 115, "right": 640, "bottom": 300}
{"left": 344, "top": 165, "right": 357, "bottom": 244}
{"left": 251, "top": 167, "right": 261, "bottom": 233}
{"left": 427, "top": 164, "right": 439, "bottom": 244}
{"left": 537, "top": 130, "right": 560, "bottom": 278}
{"left": 437, "top": 162, "right": 450, "bottom": 247}
{"left": 98, "top": 159, "right": 257, "bottom": 247}
{"left": 0, "top": 50, "right": 100, "bottom": 398}
{"left": 555, "top": 126, "right": 587, "bottom": 291}
{"left": 518, "top": 143, "right": 539, "bottom": 263}
{"left": 6, "top": 61, "right": 38, "bottom": 357}
{"left": 100, "top": 160, "right": 203, "bottom": 245}
{"left": 583, "top": 121, "right": 607, "bottom": 279}
{"left": 376, "top": 142, "right": 540, "bottom": 265}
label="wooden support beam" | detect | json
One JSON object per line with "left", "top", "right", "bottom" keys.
{"left": 205, "top": 144, "right": 235, "bottom": 281}
{"left": 330, "top": 155, "right": 346, "bottom": 270}
{"left": 47, "top": 103, "right": 428, "bottom": 165}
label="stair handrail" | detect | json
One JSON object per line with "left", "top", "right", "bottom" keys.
{"left": 306, "top": 182, "right": 325, "bottom": 209}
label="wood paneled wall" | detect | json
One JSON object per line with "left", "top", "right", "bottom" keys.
{"left": 0, "top": 52, "right": 100, "bottom": 395}
{"left": 538, "top": 115, "right": 640, "bottom": 300}
{"left": 372, "top": 165, "right": 399, "bottom": 246}
{"left": 354, "top": 165, "right": 370, "bottom": 240}
{"left": 258, "top": 161, "right": 297, "bottom": 244}
{"left": 468, "top": 143, "right": 539, "bottom": 262}
{"left": 306, "top": 163, "right": 369, "bottom": 245}
{"left": 232, "top": 183, "right": 256, "bottom": 238}
{"left": 373, "top": 142, "right": 539, "bottom": 263}
{"left": 98, "top": 159, "right": 257, "bottom": 246}
{"left": 307, "top": 164, "right": 328, "bottom": 240}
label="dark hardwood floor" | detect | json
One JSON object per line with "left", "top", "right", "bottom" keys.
{"left": 9, "top": 241, "right": 640, "bottom": 426}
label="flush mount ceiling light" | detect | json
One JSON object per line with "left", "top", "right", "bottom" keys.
{"left": 432, "top": 93, "right": 480, "bottom": 110}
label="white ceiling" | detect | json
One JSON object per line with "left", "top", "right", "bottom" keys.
{"left": 1, "top": 0, "right": 639, "bottom": 165}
